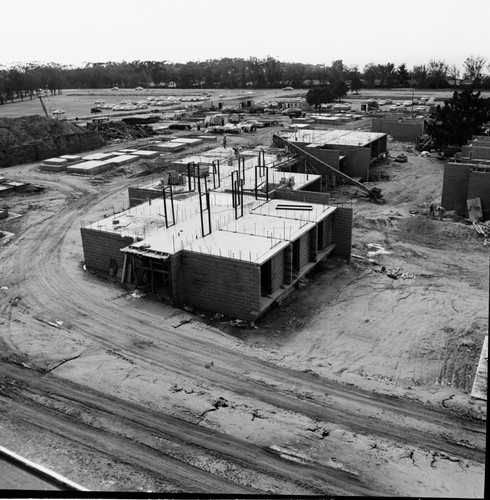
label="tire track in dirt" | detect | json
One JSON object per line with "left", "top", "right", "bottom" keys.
{"left": 0, "top": 169, "right": 485, "bottom": 493}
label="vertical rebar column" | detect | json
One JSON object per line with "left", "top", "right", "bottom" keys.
{"left": 162, "top": 185, "right": 176, "bottom": 228}
{"left": 212, "top": 159, "right": 221, "bottom": 189}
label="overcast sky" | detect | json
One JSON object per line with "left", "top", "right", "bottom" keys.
{"left": 2, "top": 0, "right": 489, "bottom": 71}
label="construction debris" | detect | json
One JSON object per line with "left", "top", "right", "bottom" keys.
{"left": 394, "top": 154, "right": 408, "bottom": 163}
{"left": 471, "top": 221, "right": 490, "bottom": 244}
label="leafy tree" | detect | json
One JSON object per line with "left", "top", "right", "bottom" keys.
{"left": 426, "top": 88, "right": 490, "bottom": 150}
{"left": 426, "top": 60, "right": 449, "bottom": 89}
{"left": 349, "top": 75, "right": 362, "bottom": 94}
{"left": 447, "top": 64, "right": 460, "bottom": 87}
{"left": 463, "top": 55, "right": 486, "bottom": 87}
{"left": 379, "top": 63, "right": 396, "bottom": 87}
{"left": 411, "top": 65, "right": 428, "bottom": 88}
{"left": 331, "top": 80, "right": 349, "bottom": 101}
{"left": 306, "top": 86, "right": 334, "bottom": 110}
{"left": 362, "top": 63, "right": 379, "bottom": 87}
{"left": 396, "top": 63, "right": 409, "bottom": 87}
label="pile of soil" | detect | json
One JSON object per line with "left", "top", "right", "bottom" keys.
{"left": 0, "top": 115, "right": 105, "bottom": 167}
{"left": 86, "top": 121, "right": 157, "bottom": 141}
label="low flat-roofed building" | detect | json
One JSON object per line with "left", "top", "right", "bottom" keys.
{"left": 274, "top": 128, "right": 388, "bottom": 181}
{"left": 81, "top": 186, "right": 352, "bottom": 320}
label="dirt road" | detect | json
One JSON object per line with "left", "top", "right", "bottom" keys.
{"left": 0, "top": 134, "right": 486, "bottom": 495}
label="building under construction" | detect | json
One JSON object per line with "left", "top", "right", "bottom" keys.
{"left": 441, "top": 136, "right": 490, "bottom": 219}
{"left": 81, "top": 147, "right": 352, "bottom": 320}
{"left": 273, "top": 128, "right": 388, "bottom": 182}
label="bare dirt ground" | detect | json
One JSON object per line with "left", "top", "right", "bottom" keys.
{"left": 0, "top": 117, "right": 487, "bottom": 495}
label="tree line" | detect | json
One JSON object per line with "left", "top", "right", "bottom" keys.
{"left": 1, "top": 55, "right": 489, "bottom": 104}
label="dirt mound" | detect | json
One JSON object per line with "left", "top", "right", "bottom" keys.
{"left": 353, "top": 214, "right": 400, "bottom": 232}
{"left": 398, "top": 215, "right": 483, "bottom": 248}
{"left": 87, "top": 121, "right": 157, "bottom": 141}
{"left": 0, "top": 115, "right": 105, "bottom": 167}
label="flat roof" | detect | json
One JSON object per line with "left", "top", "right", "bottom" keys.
{"left": 251, "top": 199, "right": 336, "bottom": 224}
{"left": 88, "top": 189, "right": 336, "bottom": 264}
{"left": 279, "top": 128, "right": 387, "bottom": 146}
{"left": 184, "top": 229, "right": 290, "bottom": 265}
{"left": 224, "top": 212, "right": 316, "bottom": 242}
{"left": 135, "top": 149, "right": 321, "bottom": 193}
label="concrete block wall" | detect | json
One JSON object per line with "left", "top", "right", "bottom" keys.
{"left": 331, "top": 207, "right": 353, "bottom": 260}
{"left": 284, "top": 245, "right": 293, "bottom": 284}
{"left": 298, "top": 232, "right": 311, "bottom": 270}
{"left": 462, "top": 145, "right": 490, "bottom": 160}
{"left": 180, "top": 251, "right": 261, "bottom": 320}
{"left": 467, "top": 171, "right": 490, "bottom": 219}
{"left": 270, "top": 250, "right": 285, "bottom": 293}
{"left": 169, "top": 252, "right": 183, "bottom": 304}
{"left": 302, "top": 177, "right": 322, "bottom": 192}
{"left": 272, "top": 189, "right": 330, "bottom": 205}
{"left": 371, "top": 119, "right": 424, "bottom": 142}
{"left": 335, "top": 145, "right": 371, "bottom": 180}
{"left": 81, "top": 228, "right": 134, "bottom": 272}
{"left": 441, "top": 163, "right": 472, "bottom": 214}
{"left": 309, "top": 227, "right": 318, "bottom": 261}
{"left": 128, "top": 187, "right": 162, "bottom": 208}
{"left": 294, "top": 144, "right": 341, "bottom": 170}
{"left": 320, "top": 213, "right": 333, "bottom": 250}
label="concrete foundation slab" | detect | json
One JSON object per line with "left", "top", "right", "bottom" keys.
{"left": 131, "top": 150, "right": 160, "bottom": 159}
{"left": 170, "top": 138, "right": 203, "bottom": 146}
{"left": 59, "top": 155, "right": 83, "bottom": 162}
{"left": 67, "top": 160, "right": 114, "bottom": 175}
{"left": 150, "top": 142, "right": 186, "bottom": 152}
{"left": 43, "top": 158, "right": 69, "bottom": 166}
{"left": 39, "top": 163, "right": 68, "bottom": 172}
{"left": 82, "top": 152, "right": 118, "bottom": 161}
{"left": 110, "top": 154, "right": 139, "bottom": 166}
{"left": 198, "top": 135, "right": 218, "bottom": 142}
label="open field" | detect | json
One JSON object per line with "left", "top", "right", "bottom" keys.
{"left": 2, "top": 87, "right": 489, "bottom": 120}
{"left": 0, "top": 98, "right": 487, "bottom": 495}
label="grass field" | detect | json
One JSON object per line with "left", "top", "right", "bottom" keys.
{"left": 1, "top": 87, "right": 488, "bottom": 121}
